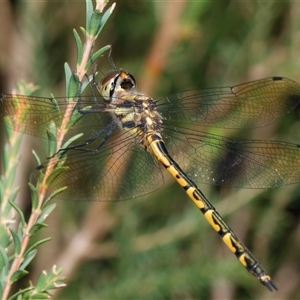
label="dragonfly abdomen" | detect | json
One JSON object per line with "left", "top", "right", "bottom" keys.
{"left": 147, "top": 133, "right": 277, "bottom": 291}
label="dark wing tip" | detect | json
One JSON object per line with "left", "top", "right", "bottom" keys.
{"left": 272, "top": 76, "right": 283, "bottom": 81}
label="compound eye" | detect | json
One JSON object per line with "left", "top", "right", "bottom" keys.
{"left": 99, "top": 71, "right": 119, "bottom": 101}
{"left": 127, "top": 73, "right": 136, "bottom": 87}
{"left": 118, "top": 72, "right": 136, "bottom": 91}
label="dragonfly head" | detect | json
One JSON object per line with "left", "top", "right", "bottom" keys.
{"left": 99, "top": 70, "right": 136, "bottom": 101}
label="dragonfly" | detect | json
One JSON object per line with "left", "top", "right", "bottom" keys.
{"left": 1, "top": 71, "right": 300, "bottom": 292}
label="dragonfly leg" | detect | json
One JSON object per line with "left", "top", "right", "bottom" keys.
{"left": 56, "top": 121, "right": 118, "bottom": 155}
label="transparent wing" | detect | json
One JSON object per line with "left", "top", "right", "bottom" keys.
{"left": 32, "top": 129, "right": 164, "bottom": 201}
{"left": 0, "top": 94, "right": 165, "bottom": 201}
{"left": 0, "top": 95, "right": 62, "bottom": 137}
{"left": 2, "top": 76, "right": 300, "bottom": 200}
{"left": 162, "top": 125, "right": 300, "bottom": 189}
{"left": 157, "top": 77, "right": 300, "bottom": 129}
{"left": 0, "top": 94, "right": 110, "bottom": 140}
{"left": 2, "top": 77, "right": 300, "bottom": 138}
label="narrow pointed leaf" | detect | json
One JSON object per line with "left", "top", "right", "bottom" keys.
{"left": 85, "top": 45, "right": 110, "bottom": 71}
{"left": 7, "top": 287, "right": 34, "bottom": 300}
{"left": 64, "top": 62, "right": 73, "bottom": 98}
{"left": 24, "top": 238, "right": 51, "bottom": 260}
{"left": 10, "top": 270, "right": 28, "bottom": 284}
{"left": 50, "top": 94, "right": 61, "bottom": 121}
{"left": 61, "top": 133, "right": 84, "bottom": 149}
{"left": 36, "top": 271, "right": 47, "bottom": 290}
{"left": 43, "top": 187, "right": 67, "bottom": 207}
{"left": 68, "top": 73, "right": 80, "bottom": 99}
{"left": 38, "top": 203, "right": 57, "bottom": 222}
{"left": 98, "top": 3, "right": 116, "bottom": 34}
{"left": 9, "top": 229, "right": 21, "bottom": 255}
{"left": 19, "top": 250, "right": 37, "bottom": 270}
{"left": 73, "top": 29, "right": 83, "bottom": 66}
{"left": 28, "top": 223, "right": 47, "bottom": 236}
{"left": 32, "top": 150, "right": 42, "bottom": 167}
{"left": 91, "top": 45, "right": 110, "bottom": 63}
{"left": 46, "top": 122, "right": 57, "bottom": 157}
{"left": 8, "top": 200, "right": 26, "bottom": 227}
{"left": 28, "top": 183, "right": 39, "bottom": 210}
{"left": 88, "top": 9, "right": 102, "bottom": 37}
{"left": 80, "top": 26, "right": 87, "bottom": 37}
{"left": 85, "top": 0, "right": 94, "bottom": 31}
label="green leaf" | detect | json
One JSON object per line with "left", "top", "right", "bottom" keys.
{"left": 81, "top": 75, "right": 93, "bottom": 91}
{"left": 73, "top": 29, "right": 83, "bottom": 66}
{"left": 61, "top": 133, "right": 84, "bottom": 150}
{"left": 35, "top": 270, "right": 47, "bottom": 290}
{"left": 6, "top": 266, "right": 64, "bottom": 298}
{"left": 64, "top": 62, "right": 73, "bottom": 98}
{"left": 88, "top": 9, "right": 102, "bottom": 38}
{"left": 50, "top": 94, "right": 61, "bottom": 120}
{"left": 28, "top": 183, "right": 39, "bottom": 210}
{"left": 10, "top": 270, "right": 29, "bottom": 284}
{"left": 3, "top": 122, "right": 13, "bottom": 140}
{"left": 47, "top": 120, "right": 57, "bottom": 140}
{"left": 36, "top": 266, "right": 66, "bottom": 292}
{"left": 88, "top": 3, "right": 115, "bottom": 39}
{"left": 24, "top": 238, "right": 51, "bottom": 261}
{"left": 7, "top": 287, "right": 34, "bottom": 300}
{"left": 99, "top": 3, "right": 116, "bottom": 35}
{"left": 32, "top": 150, "right": 42, "bottom": 166}
{"left": 46, "top": 122, "right": 57, "bottom": 157}
{"left": 91, "top": 45, "right": 110, "bottom": 64}
{"left": 85, "top": 0, "right": 94, "bottom": 31}
{"left": 85, "top": 45, "right": 111, "bottom": 71}
{"left": 8, "top": 200, "right": 26, "bottom": 228}
{"left": 17, "top": 222, "right": 23, "bottom": 239}
{"left": 38, "top": 203, "right": 57, "bottom": 222}
{"left": 43, "top": 188, "right": 67, "bottom": 207}
{"left": 0, "top": 245, "right": 9, "bottom": 274}
{"left": 9, "top": 229, "right": 21, "bottom": 255}
{"left": 28, "top": 223, "right": 48, "bottom": 236}
{"left": 19, "top": 250, "right": 37, "bottom": 270}
{"left": 44, "top": 282, "right": 59, "bottom": 290}
{"left": 80, "top": 26, "right": 87, "bottom": 37}
{"left": 67, "top": 73, "right": 80, "bottom": 99}
{"left": 65, "top": 107, "right": 85, "bottom": 131}
{"left": 32, "top": 293, "right": 50, "bottom": 299}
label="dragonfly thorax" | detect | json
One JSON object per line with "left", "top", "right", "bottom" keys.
{"left": 100, "top": 70, "right": 163, "bottom": 147}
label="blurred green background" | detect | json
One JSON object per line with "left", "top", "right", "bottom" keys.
{"left": 1, "top": 0, "right": 300, "bottom": 299}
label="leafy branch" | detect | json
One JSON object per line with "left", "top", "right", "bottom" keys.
{"left": 0, "top": 1, "right": 115, "bottom": 299}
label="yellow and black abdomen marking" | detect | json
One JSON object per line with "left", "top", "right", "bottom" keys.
{"left": 147, "top": 133, "right": 277, "bottom": 292}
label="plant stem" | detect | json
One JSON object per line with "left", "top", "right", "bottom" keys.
{"left": 2, "top": 1, "right": 111, "bottom": 299}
